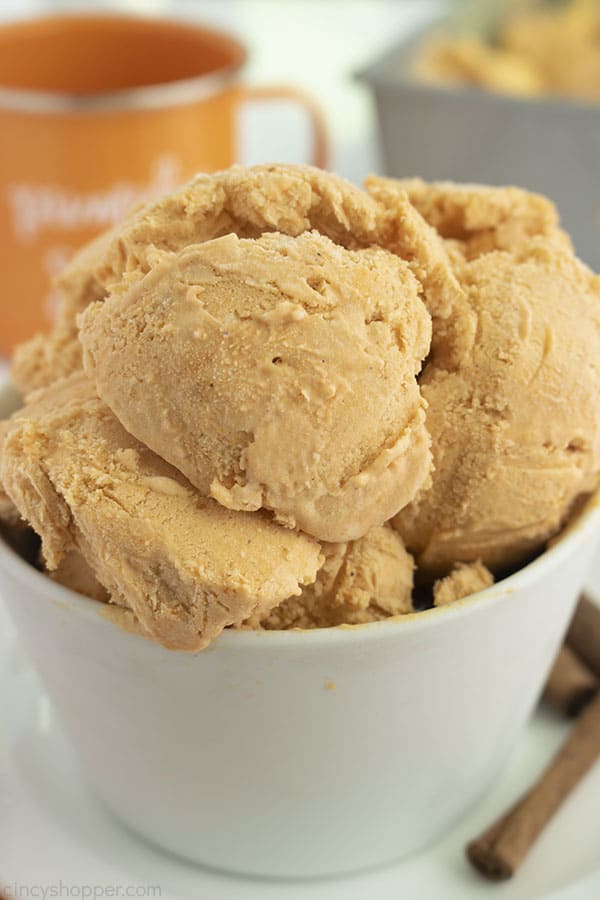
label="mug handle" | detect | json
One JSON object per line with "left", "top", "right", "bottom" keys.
{"left": 238, "top": 85, "right": 329, "bottom": 169}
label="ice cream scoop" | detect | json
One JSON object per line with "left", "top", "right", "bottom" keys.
{"left": 368, "top": 176, "right": 570, "bottom": 261}
{"left": 47, "top": 549, "right": 110, "bottom": 603}
{"left": 80, "top": 229, "right": 432, "bottom": 543}
{"left": 376, "top": 178, "right": 600, "bottom": 574}
{"left": 249, "top": 524, "right": 414, "bottom": 629}
{"left": 11, "top": 164, "right": 399, "bottom": 395}
{"left": 0, "top": 373, "right": 322, "bottom": 650}
{"left": 433, "top": 561, "right": 493, "bottom": 607}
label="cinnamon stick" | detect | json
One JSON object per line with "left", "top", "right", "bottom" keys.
{"left": 543, "top": 644, "right": 598, "bottom": 717}
{"left": 467, "top": 689, "right": 600, "bottom": 880}
{"left": 567, "top": 593, "right": 600, "bottom": 680}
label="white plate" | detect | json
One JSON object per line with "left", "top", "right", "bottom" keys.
{"left": 2, "top": 577, "right": 600, "bottom": 900}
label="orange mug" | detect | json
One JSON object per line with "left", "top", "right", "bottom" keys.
{"left": 0, "top": 13, "right": 328, "bottom": 356}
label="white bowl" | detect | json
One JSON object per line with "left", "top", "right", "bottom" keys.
{"left": 1, "top": 382, "right": 599, "bottom": 878}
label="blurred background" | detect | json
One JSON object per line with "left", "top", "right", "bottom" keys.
{"left": 0, "top": 0, "right": 441, "bottom": 182}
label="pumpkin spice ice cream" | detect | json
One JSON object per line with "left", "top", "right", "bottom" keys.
{"left": 246, "top": 524, "right": 415, "bottom": 630}
{"left": 10, "top": 164, "right": 403, "bottom": 396}
{"left": 369, "top": 177, "right": 600, "bottom": 575}
{"left": 0, "top": 373, "right": 323, "bottom": 650}
{"left": 2, "top": 164, "right": 600, "bottom": 649}
{"left": 433, "top": 561, "right": 494, "bottom": 608}
{"left": 79, "top": 229, "right": 432, "bottom": 543}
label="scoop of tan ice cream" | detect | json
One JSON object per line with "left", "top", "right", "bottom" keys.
{"left": 40, "top": 545, "right": 154, "bottom": 631}
{"left": 433, "top": 561, "right": 493, "bottom": 608}
{"left": 11, "top": 164, "right": 401, "bottom": 395}
{"left": 80, "top": 230, "right": 432, "bottom": 543}
{"left": 370, "top": 176, "right": 571, "bottom": 262}
{"left": 365, "top": 175, "right": 465, "bottom": 321}
{"left": 0, "top": 373, "right": 322, "bottom": 651}
{"left": 374, "top": 179, "right": 600, "bottom": 574}
{"left": 246, "top": 524, "right": 414, "bottom": 630}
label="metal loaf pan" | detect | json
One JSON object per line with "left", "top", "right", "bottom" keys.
{"left": 359, "top": 16, "right": 600, "bottom": 268}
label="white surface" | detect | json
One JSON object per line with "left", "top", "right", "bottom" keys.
{"left": 2, "top": 592, "right": 600, "bottom": 899}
